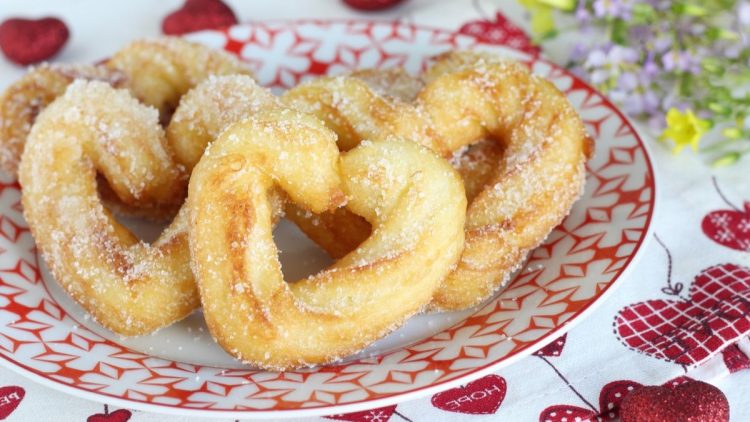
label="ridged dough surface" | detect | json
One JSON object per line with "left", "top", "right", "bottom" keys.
{"left": 188, "top": 109, "right": 466, "bottom": 369}
{"left": 19, "top": 80, "right": 195, "bottom": 335}
{"left": 283, "top": 52, "right": 593, "bottom": 310}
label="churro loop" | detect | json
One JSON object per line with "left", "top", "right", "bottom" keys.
{"left": 188, "top": 109, "right": 466, "bottom": 369}
{"left": 166, "top": 74, "right": 277, "bottom": 171}
{"left": 107, "top": 37, "right": 253, "bottom": 118}
{"left": 0, "top": 64, "right": 126, "bottom": 176}
{"left": 19, "top": 80, "right": 196, "bottom": 336}
{"left": 0, "top": 37, "right": 252, "bottom": 177}
{"left": 283, "top": 52, "right": 593, "bottom": 310}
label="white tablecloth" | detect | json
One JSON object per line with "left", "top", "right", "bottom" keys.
{"left": 0, "top": 1, "right": 748, "bottom": 420}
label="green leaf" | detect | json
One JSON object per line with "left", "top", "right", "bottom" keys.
{"left": 722, "top": 127, "right": 743, "bottom": 139}
{"left": 528, "top": 5, "right": 556, "bottom": 36}
{"left": 682, "top": 3, "right": 708, "bottom": 16}
{"left": 712, "top": 152, "right": 741, "bottom": 167}
{"left": 679, "top": 73, "right": 694, "bottom": 97}
{"left": 701, "top": 58, "right": 724, "bottom": 76}
{"left": 610, "top": 18, "right": 628, "bottom": 45}
{"left": 538, "top": 0, "right": 576, "bottom": 11}
{"left": 708, "top": 103, "right": 728, "bottom": 116}
{"left": 631, "top": 3, "right": 655, "bottom": 24}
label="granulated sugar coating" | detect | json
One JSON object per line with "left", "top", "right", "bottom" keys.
{"left": 0, "top": 38, "right": 251, "bottom": 179}
{"left": 0, "top": 63, "right": 128, "bottom": 176}
{"left": 187, "top": 108, "right": 466, "bottom": 370}
{"left": 167, "top": 74, "right": 278, "bottom": 170}
{"left": 106, "top": 37, "right": 253, "bottom": 118}
{"left": 18, "top": 80, "right": 199, "bottom": 336}
{"left": 281, "top": 51, "right": 593, "bottom": 311}
{"left": 0, "top": 37, "right": 254, "bottom": 221}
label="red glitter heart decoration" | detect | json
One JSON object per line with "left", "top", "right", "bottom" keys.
{"left": 702, "top": 202, "right": 750, "bottom": 252}
{"left": 0, "top": 386, "right": 24, "bottom": 420}
{"left": 342, "top": 0, "right": 405, "bottom": 11}
{"left": 162, "top": 0, "right": 238, "bottom": 36}
{"left": 620, "top": 380, "right": 729, "bottom": 422}
{"left": 325, "top": 405, "right": 396, "bottom": 422}
{"left": 615, "top": 263, "right": 750, "bottom": 366}
{"left": 431, "top": 374, "right": 506, "bottom": 414}
{"left": 542, "top": 377, "right": 696, "bottom": 421}
{"left": 86, "top": 408, "right": 132, "bottom": 422}
{"left": 458, "top": 12, "right": 540, "bottom": 56}
{"left": 0, "top": 17, "right": 69, "bottom": 65}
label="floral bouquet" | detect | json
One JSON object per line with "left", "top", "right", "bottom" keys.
{"left": 520, "top": 0, "right": 749, "bottom": 166}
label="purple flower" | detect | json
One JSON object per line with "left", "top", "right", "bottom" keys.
{"left": 629, "top": 25, "right": 653, "bottom": 44}
{"left": 609, "top": 45, "right": 639, "bottom": 63}
{"left": 661, "top": 50, "right": 701, "bottom": 74}
{"left": 652, "top": 36, "right": 674, "bottom": 53}
{"left": 582, "top": 44, "right": 641, "bottom": 87}
{"left": 576, "top": 1, "right": 592, "bottom": 23}
{"left": 570, "top": 43, "right": 590, "bottom": 62}
{"left": 740, "top": 2, "right": 750, "bottom": 26}
{"left": 648, "top": 111, "right": 666, "bottom": 131}
{"left": 618, "top": 72, "right": 639, "bottom": 91}
{"left": 622, "top": 91, "right": 660, "bottom": 115}
{"left": 642, "top": 53, "right": 660, "bottom": 78}
{"left": 593, "top": 0, "right": 632, "bottom": 19}
{"left": 584, "top": 44, "right": 638, "bottom": 67}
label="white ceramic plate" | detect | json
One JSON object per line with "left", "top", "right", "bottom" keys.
{"left": 0, "top": 20, "right": 656, "bottom": 419}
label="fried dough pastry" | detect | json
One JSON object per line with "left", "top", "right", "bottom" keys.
{"left": 0, "top": 37, "right": 251, "bottom": 178}
{"left": 283, "top": 52, "right": 593, "bottom": 311}
{"left": 281, "top": 68, "right": 424, "bottom": 255}
{"left": 107, "top": 37, "right": 253, "bottom": 119}
{"left": 166, "top": 74, "right": 277, "bottom": 171}
{"left": 0, "top": 64, "right": 127, "bottom": 176}
{"left": 18, "top": 80, "right": 198, "bottom": 336}
{"left": 188, "top": 109, "right": 466, "bottom": 370}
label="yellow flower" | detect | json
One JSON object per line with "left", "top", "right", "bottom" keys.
{"left": 659, "top": 108, "right": 711, "bottom": 154}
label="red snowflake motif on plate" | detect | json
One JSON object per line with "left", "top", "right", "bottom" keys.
{"left": 458, "top": 12, "right": 540, "bottom": 56}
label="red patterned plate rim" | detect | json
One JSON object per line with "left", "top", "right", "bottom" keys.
{"left": 0, "top": 20, "right": 657, "bottom": 419}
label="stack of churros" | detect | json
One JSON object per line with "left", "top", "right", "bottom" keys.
{"left": 0, "top": 38, "right": 592, "bottom": 370}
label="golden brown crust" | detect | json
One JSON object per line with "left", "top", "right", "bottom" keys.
{"left": 0, "top": 38, "right": 252, "bottom": 178}
{"left": 0, "top": 64, "right": 126, "bottom": 176}
{"left": 19, "top": 80, "right": 197, "bottom": 335}
{"left": 282, "top": 52, "right": 592, "bottom": 310}
{"left": 188, "top": 109, "right": 466, "bottom": 370}
{"left": 1, "top": 37, "right": 253, "bottom": 223}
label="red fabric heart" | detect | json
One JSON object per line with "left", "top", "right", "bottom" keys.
{"left": 0, "top": 386, "right": 24, "bottom": 420}
{"left": 431, "top": 374, "right": 506, "bottom": 415}
{"left": 538, "top": 405, "right": 596, "bottom": 422}
{"left": 342, "top": 0, "right": 405, "bottom": 11}
{"left": 87, "top": 408, "right": 132, "bottom": 422}
{"left": 162, "top": 0, "right": 238, "bottom": 36}
{"left": 702, "top": 202, "right": 750, "bottom": 252}
{"left": 325, "top": 405, "right": 396, "bottom": 422}
{"left": 534, "top": 334, "right": 567, "bottom": 357}
{"left": 615, "top": 263, "right": 750, "bottom": 365}
{"left": 458, "top": 12, "right": 540, "bottom": 56}
{"left": 620, "top": 380, "right": 729, "bottom": 422}
{"left": 722, "top": 342, "right": 750, "bottom": 372}
{"left": 0, "top": 17, "right": 69, "bottom": 65}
